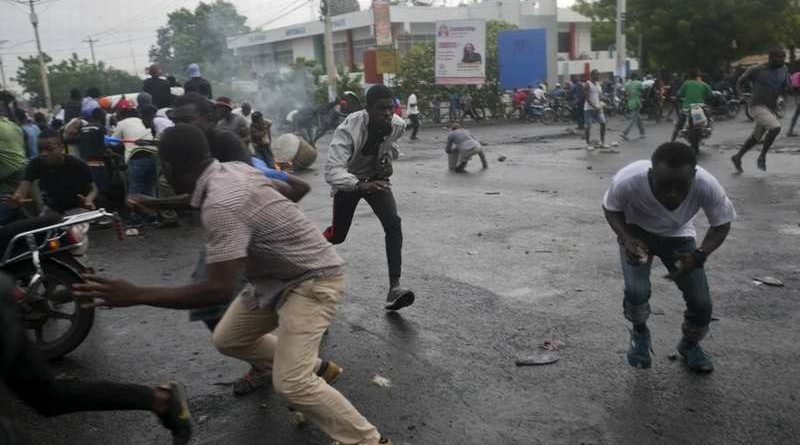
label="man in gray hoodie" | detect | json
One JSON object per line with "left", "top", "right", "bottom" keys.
{"left": 324, "top": 85, "right": 415, "bottom": 311}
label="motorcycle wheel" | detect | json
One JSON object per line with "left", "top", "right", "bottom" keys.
{"left": 745, "top": 101, "right": 753, "bottom": 121}
{"left": 22, "top": 260, "right": 95, "bottom": 359}
{"left": 558, "top": 106, "right": 573, "bottom": 120}
{"left": 727, "top": 103, "right": 741, "bottom": 119}
{"left": 688, "top": 128, "right": 701, "bottom": 154}
{"left": 541, "top": 109, "right": 556, "bottom": 125}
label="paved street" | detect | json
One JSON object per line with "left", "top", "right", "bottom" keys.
{"left": 18, "top": 114, "right": 800, "bottom": 445}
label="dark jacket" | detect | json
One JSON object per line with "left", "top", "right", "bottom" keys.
{"left": 142, "top": 77, "right": 172, "bottom": 109}
{"left": 183, "top": 77, "right": 213, "bottom": 99}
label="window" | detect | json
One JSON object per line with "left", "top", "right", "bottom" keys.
{"left": 275, "top": 49, "right": 294, "bottom": 68}
{"left": 558, "top": 32, "right": 571, "bottom": 54}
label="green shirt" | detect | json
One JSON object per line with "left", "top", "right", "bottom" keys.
{"left": 678, "top": 80, "right": 713, "bottom": 110}
{"left": 0, "top": 117, "right": 27, "bottom": 194}
{"left": 624, "top": 80, "right": 643, "bottom": 111}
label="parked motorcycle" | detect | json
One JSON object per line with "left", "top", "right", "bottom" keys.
{"left": 523, "top": 99, "right": 556, "bottom": 125}
{"left": 679, "top": 104, "right": 713, "bottom": 153}
{"left": 1, "top": 209, "right": 120, "bottom": 359}
{"left": 703, "top": 89, "right": 740, "bottom": 120}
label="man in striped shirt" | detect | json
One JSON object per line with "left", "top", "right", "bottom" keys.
{"left": 75, "top": 124, "right": 394, "bottom": 445}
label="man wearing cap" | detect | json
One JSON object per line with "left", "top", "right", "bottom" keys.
{"left": 216, "top": 97, "right": 250, "bottom": 149}
{"left": 324, "top": 85, "right": 415, "bottom": 311}
{"left": 184, "top": 63, "right": 213, "bottom": 99}
{"left": 143, "top": 64, "right": 172, "bottom": 109}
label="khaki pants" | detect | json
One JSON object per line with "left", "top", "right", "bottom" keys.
{"left": 212, "top": 276, "right": 381, "bottom": 445}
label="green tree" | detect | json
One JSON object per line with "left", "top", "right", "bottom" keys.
{"left": 320, "top": 0, "right": 360, "bottom": 17}
{"left": 14, "top": 53, "right": 142, "bottom": 108}
{"left": 572, "top": 0, "right": 615, "bottom": 51}
{"left": 149, "top": 1, "right": 250, "bottom": 83}
{"left": 313, "top": 64, "right": 363, "bottom": 105}
{"left": 573, "top": 0, "right": 800, "bottom": 73}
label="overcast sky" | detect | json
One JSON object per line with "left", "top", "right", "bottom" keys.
{"left": 0, "top": 0, "right": 574, "bottom": 91}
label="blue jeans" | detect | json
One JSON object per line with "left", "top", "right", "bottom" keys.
{"left": 127, "top": 154, "right": 158, "bottom": 225}
{"left": 622, "top": 108, "right": 646, "bottom": 137}
{"left": 619, "top": 228, "right": 712, "bottom": 342}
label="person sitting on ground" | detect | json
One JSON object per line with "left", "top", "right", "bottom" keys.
{"left": 445, "top": 123, "right": 488, "bottom": 172}
{"left": 5, "top": 129, "right": 97, "bottom": 217}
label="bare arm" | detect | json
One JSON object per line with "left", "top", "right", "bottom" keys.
{"left": 74, "top": 259, "right": 243, "bottom": 309}
{"left": 604, "top": 208, "right": 648, "bottom": 263}
{"left": 698, "top": 222, "right": 730, "bottom": 256}
{"left": 270, "top": 173, "right": 310, "bottom": 202}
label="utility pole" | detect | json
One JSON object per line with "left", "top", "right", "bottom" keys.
{"left": 83, "top": 36, "right": 99, "bottom": 65}
{"left": 0, "top": 40, "right": 8, "bottom": 89}
{"left": 615, "top": 0, "right": 627, "bottom": 80}
{"left": 20, "top": 0, "right": 52, "bottom": 109}
{"left": 128, "top": 34, "right": 138, "bottom": 75}
{"left": 323, "top": 0, "right": 337, "bottom": 101}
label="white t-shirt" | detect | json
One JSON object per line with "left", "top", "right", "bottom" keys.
{"left": 584, "top": 81, "right": 602, "bottom": 110}
{"left": 602, "top": 160, "right": 736, "bottom": 237}
{"left": 112, "top": 117, "right": 155, "bottom": 162}
{"left": 407, "top": 94, "right": 418, "bottom": 115}
{"left": 233, "top": 108, "right": 253, "bottom": 127}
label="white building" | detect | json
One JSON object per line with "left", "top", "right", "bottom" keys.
{"left": 227, "top": 0, "right": 637, "bottom": 85}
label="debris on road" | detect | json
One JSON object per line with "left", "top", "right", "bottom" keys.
{"left": 371, "top": 374, "right": 392, "bottom": 388}
{"left": 466, "top": 250, "right": 477, "bottom": 255}
{"left": 515, "top": 350, "right": 559, "bottom": 366}
{"left": 587, "top": 165, "right": 593, "bottom": 170}
{"left": 752, "top": 276, "right": 784, "bottom": 287}
{"left": 485, "top": 191, "right": 501, "bottom": 195}
{"left": 515, "top": 340, "right": 564, "bottom": 366}
{"left": 498, "top": 155, "right": 507, "bottom": 162}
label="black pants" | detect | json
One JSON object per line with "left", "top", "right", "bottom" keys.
{"left": 0, "top": 284, "right": 154, "bottom": 443}
{"left": 323, "top": 188, "right": 402, "bottom": 279}
{"left": 409, "top": 114, "right": 419, "bottom": 139}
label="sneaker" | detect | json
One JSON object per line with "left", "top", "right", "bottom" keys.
{"left": 757, "top": 156, "right": 767, "bottom": 171}
{"left": 598, "top": 143, "right": 611, "bottom": 149}
{"left": 677, "top": 339, "right": 714, "bottom": 373}
{"left": 585, "top": 144, "right": 596, "bottom": 151}
{"left": 626, "top": 328, "right": 653, "bottom": 369}
{"left": 619, "top": 133, "right": 629, "bottom": 141}
{"left": 156, "top": 382, "right": 192, "bottom": 445}
{"left": 385, "top": 287, "right": 415, "bottom": 311}
{"left": 318, "top": 360, "right": 343, "bottom": 385}
{"left": 233, "top": 366, "right": 271, "bottom": 396}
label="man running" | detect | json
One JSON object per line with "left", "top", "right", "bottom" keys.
{"left": 670, "top": 69, "right": 712, "bottom": 143}
{"left": 583, "top": 69, "right": 608, "bottom": 150}
{"left": 603, "top": 142, "right": 735, "bottom": 373}
{"left": 324, "top": 85, "right": 415, "bottom": 311}
{"left": 75, "top": 124, "right": 394, "bottom": 445}
{"left": 731, "top": 48, "right": 790, "bottom": 172}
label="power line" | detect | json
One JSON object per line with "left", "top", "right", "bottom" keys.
{"left": 253, "top": 0, "right": 315, "bottom": 30}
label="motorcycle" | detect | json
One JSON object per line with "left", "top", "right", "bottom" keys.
{"left": 706, "top": 89, "right": 740, "bottom": 119}
{"left": 679, "top": 104, "right": 713, "bottom": 153}
{"left": 1, "top": 209, "right": 121, "bottom": 359}
{"left": 522, "top": 98, "right": 556, "bottom": 125}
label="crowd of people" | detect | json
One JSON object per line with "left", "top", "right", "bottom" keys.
{"left": 0, "top": 48, "right": 795, "bottom": 444}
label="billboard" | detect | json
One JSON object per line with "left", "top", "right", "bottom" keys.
{"left": 373, "top": 1, "right": 393, "bottom": 46}
{"left": 497, "top": 29, "right": 548, "bottom": 90}
{"left": 435, "top": 19, "right": 486, "bottom": 85}
{"left": 376, "top": 49, "right": 399, "bottom": 74}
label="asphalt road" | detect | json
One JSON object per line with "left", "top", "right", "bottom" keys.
{"left": 15, "top": 112, "right": 800, "bottom": 445}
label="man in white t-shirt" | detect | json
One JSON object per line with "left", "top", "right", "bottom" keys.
{"left": 406, "top": 93, "right": 419, "bottom": 140}
{"left": 584, "top": 69, "right": 608, "bottom": 150}
{"left": 602, "top": 142, "right": 735, "bottom": 373}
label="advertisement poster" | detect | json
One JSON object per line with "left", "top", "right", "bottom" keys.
{"left": 435, "top": 19, "right": 486, "bottom": 85}
{"left": 373, "top": 1, "right": 393, "bottom": 47}
{"left": 376, "top": 49, "right": 399, "bottom": 74}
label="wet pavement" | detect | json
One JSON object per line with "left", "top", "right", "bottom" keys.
{"left": 16, "top": 113, "right": 800, "bottom": 444}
